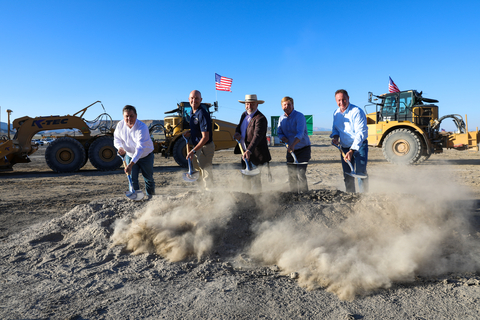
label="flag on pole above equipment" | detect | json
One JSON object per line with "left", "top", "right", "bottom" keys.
{"left": 215, "top": 73, "right": 233, "bottom": 92}
{"left": 388, "top": 76, "right": 400, "bottom": 93}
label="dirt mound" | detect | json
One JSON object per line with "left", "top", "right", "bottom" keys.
{"left": 1, "top": 189, "right": 480, "bottom": 318}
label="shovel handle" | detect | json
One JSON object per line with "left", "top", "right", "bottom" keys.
{"left": 235, "top": 139, "right": 245, "bottom": 156}
{"left": 284, "top": 143, "right": 300, "bottom": 164}
{"left": 332, "top": 143, "right": 355, "bottom": 172}
{"left": 235, "top": 139, "right": 255, "bottom": 171}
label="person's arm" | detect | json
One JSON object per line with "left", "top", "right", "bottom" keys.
{"left": 287, "top": 137, "right": 301, "bottom": 153}
{"left": 187, "top": 131, "right": 209, "bottom": 160}
{"left": 330, "top": 110, "right": 340, "bottom": 146}
{"left": 125, "top": 124, "right": 151, "bottom": 174}
{"left": 114, "top": 121, "right": 126, "bottom": 155}
{"left": 350, "top": 109, "right": 368, "bottom": 151}
{"left": 289, "top": 114, "right": 305, "bottom": 152}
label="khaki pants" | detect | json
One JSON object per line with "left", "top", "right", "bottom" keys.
{"left": 192, "top": 141, "right": 215, "bottom": 189}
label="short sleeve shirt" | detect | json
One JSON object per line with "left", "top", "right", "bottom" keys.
{"left": 190, "top": 107, "right": 213, "bottom": 146}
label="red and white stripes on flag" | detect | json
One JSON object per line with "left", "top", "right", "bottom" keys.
{"left": 215, "top": 73, "right": 233, "bottom": 92}
{"left": 388, "top": 76, "right": 400, "bottom": 93}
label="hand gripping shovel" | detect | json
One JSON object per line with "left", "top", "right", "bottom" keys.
{"left": 117, "top": 154, "right": 145, "bottom": 201}
{"left": 182, "top": 134, "right": 200, "bottom": 182}
{"left": 332, "top": 143, "right": 368, "bottom": 179}
{"left": 235, "top": 139, "right": 260, "bottom": 176}
{"left": 284, "top": 143, "right": 308, "bottom": 165}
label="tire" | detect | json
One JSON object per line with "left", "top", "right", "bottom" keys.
{"left": 382, "top": 129, "right": 423, "bottom": 165}
{"left": 81, "top": 147, "right": 89, "bottom": 168}
{"left": 88, "top": 136, "right": 122, "bottom": 171}
{"left": 416, "top": 140, "right": 431, "bottom": 164}
{"left": 45, "top": 137, "right": 86, "bottom": 173}
{"left": 172, "top": 138, "right": 188, "bottom": 168}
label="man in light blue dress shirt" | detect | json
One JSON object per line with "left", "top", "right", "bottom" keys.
{"left": 330, "top": 89, "right": 369, "bottom": 193}
{"left": 278, "top": 96, "right": 311, "bottom": 193}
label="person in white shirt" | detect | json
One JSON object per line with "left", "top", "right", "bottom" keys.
{"left": 114, "top": 105, "right": 155, "bottom": 198}
{"left": 330, "top": 89, "right": 369, "bottom": 193}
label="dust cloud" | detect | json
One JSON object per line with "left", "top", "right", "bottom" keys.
{"left": 112, "top": 191, "right": 238, "bottom": 262}
{"left": 112, "top": 165, "right": 480, "bottom": 300}
{"left": 248, "top": 167, "right": 480, "bottom": 300}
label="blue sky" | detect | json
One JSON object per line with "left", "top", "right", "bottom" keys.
{"left": 1, "top": 0, "right": 479, "bottom": 130}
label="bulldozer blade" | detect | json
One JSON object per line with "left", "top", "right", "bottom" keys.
{"left": 183, "top": 171, "right": 200, "bottom": 182}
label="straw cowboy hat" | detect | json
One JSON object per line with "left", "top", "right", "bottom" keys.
{"left": 239, "top": 94, "right": 264, "bottom": 104}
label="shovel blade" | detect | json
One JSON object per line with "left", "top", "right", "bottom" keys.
{"left": 287, "top": 161, "right": 309, "bottom": 165}
{"left": 183, "top": 171, "right": 200, "bottom": 182}
{"left": 241, "top": 168, "right": 260, "bottom": 176}
{"left": 125, "top": 190, "right": 145, "bottom": 201}
{"left": 346, "top": 172, "right": 368, "bottom": 179}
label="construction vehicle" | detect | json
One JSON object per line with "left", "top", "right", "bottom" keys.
{"left": 0, "top": 101, "right": 122, "bottom": 172}
{"left": 365, "top": 90, "right": 480, "bottom": 164}
{"left": 150, "top": 101, "right": 237, "bottom": 168}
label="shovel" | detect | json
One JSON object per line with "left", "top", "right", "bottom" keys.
{"left": 117, "top": 154, "right": 145, "bottom": 201}
{"left": 284, "top": 143, "right": 308, "bottom": 165}
{"left": 182, "top": 134, "right": 200, "bottom": 182}
{"left": 332, "top": 143, "right": 368, "bottom": 179}
{"left": 235, "top": 139, "right": 260, "bottom": 176}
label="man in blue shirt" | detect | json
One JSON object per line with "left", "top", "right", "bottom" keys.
{"left": 330, "top": 89, "right": 369, "bottom": 193}
{"left": 277, "top": 96, "right": 311, "bottom": 193}
{"left": 185, "top": 90, "right": 215, "bottom": 189}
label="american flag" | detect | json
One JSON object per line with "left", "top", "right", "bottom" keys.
{"left": 215, "top": 73, "right": 233, "bottom": 92}
{"left": 389, "top": 76, "right": 400, "bottom": 93}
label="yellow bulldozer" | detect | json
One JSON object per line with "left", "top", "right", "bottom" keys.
{"left": 150, "top": 101, "right": 237, "bottom": 168}
{"left": 0, "top": 101, "right": 122, "bottom": 172}
{"left": 365, "top": 90, "right": 480, "bottom": 164}
{"left": 1, "top": 100, "right": 238, "bottom": 172}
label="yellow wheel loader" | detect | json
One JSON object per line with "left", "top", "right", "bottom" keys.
{"left": 365, "top": 90, "right": 479, "bottom": 164}
{"left": 0, "top": 101, "right": 122, "bottom": 172}
{"left": 150, "top": 101, "right": 237, "bottom": 168}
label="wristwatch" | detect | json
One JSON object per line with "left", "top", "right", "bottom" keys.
{"left": 192, "top": 149, "right": 196, "bottom": 154}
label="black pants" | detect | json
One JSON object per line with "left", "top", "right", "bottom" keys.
{"left": 286, "top": 146, "right": 311, "bottom": 193}
{"left": 241, "top": 159, "right": 263, "bottom": 192}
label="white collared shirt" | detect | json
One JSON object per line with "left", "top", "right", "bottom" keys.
{"left": 114, "top": 119, "right": 154, "bottom": 163}
{"left": 330, "top": 103, "right": 368, "bottom": 150}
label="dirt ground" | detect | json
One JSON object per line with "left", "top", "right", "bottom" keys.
{"left": 1, "top": 133, "right": 480, "bottom": 319}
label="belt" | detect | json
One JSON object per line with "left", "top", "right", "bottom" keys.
{"left": 294, "top": 145, "right": 311, "bottom": 152}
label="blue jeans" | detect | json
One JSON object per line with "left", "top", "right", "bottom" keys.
{"left": 125, "top": 152, "right": 155, "bottom": 196}
{"left": 341, "top": 141, "right": 368, "bottom": 193}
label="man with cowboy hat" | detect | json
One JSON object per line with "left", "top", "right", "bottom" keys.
{"left": 234, "top": 94, "right": 272, "bottom": 191}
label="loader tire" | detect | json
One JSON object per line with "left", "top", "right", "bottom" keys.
{"left": 172, "top": 138, "right": 188, "bottom": 168}
{"left": 45, "top": 137, "right": 86, "bottom": 173}
{"left": 416, "top": 141, "right": 431, "bottom": 164}
{"left": 382, "top": 129, "right": 422, "bottom": 165}
{"left": 89, "top": 136, "right": 122, "bottom": 171}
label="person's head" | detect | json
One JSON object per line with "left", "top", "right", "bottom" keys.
{"left": 281, "top": 96, "right": 294, "bottom": 116}
{"left": 189, "top": 90, "right": 202, "bottom": 110}
{"left": 335, "top": 89, "right": 350, "bottom": 112}
{"left": 239, "top": 94, "right": 264, "bottom": 115}
{"left": 122, "top": 105, "right": 137, "bottom": 128}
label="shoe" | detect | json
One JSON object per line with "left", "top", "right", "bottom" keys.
{"left": 144, "top": 194, "right": 153, "bottom": 201}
